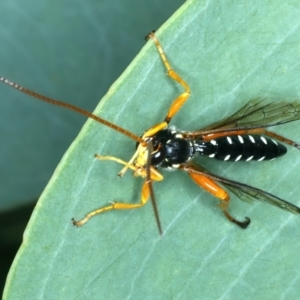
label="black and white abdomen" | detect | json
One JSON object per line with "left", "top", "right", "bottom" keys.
{"left": 195, "top": 135, "right": 287, "bottom": 161}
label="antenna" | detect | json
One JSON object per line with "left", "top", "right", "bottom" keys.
{"left": 0, "top": 76, "right": 144, "bottom": 144}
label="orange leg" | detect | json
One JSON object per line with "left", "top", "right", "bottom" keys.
{"left": 263, "top": 130, "right": 300, "bottom": 149}
{"left": 72, "top": 180, "right": 151, "bottom": 227}
{"left": 146, "top": 32, "right": 190, "bottom": 123}
{"left": 199, "top": 128, "right": 267, "bottom": 141}
{"left": 186, "top": 167, "right": 250, "bottom": 228}
{"left": 118, "top": 32, "right": 191, "bottom": 176}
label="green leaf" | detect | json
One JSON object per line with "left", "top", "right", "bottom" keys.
{"left": 4, "top": 0, "right": 300, "bottom": 299}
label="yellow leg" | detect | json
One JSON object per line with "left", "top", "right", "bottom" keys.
{"left": 146, "top": 32, "right": 191, "bottom": 123}
{"left": 94, "top": 154, "right": 138, "bottom": 173}
{"left": 117, "top": 32, "right": 191, "bottom": 178}
{"left": 95, "top": 154, "right": 164, "bottom": 181}
{"left": 72, "top": 180, "right": 150, "bottom": 226}
{"left": 115, "top": 148, "right": 141, "bottom": 177}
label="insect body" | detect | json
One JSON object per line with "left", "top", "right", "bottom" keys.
{"left": 2, "top": 32, "right": 300, "bottom": 234}
{"left": 151, "top": 128, "right": 287, "bottom": 166}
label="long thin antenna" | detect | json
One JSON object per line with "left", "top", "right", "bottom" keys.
{"left": 0, "top": 76, "right": 144, "bottom": 144}
{"left": 146, "top": 141, "right": 163, "bottom": 236}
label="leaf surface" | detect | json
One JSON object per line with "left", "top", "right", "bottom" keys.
{"left": 4, "top": 1, "right": 300, "bottom": 299}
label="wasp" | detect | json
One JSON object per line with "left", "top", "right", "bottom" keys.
{"left": 2, "top": 32, "right": 300, "bottom": 235}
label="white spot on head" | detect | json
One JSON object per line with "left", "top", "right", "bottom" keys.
{"left": 210, "top": 139, "right": 217, "bottom": 146}
{"left": 248, "top": 135, "right": 255, "bottom": 143}
{"left": 238, "top": 135, "right": 244, "bottom": 144}
{"left": 261, "top": 136, "right": 267, "bottom": 144}
{"left": 226, "top": 136, "right": 232, "bottom": 144}
{"left": 257, "top": 156, "right": 265, "bottom": 161}
{"left": 246, "top": 156, "right": 254, "bottom": 161}
{"left": 224, "top": 154, "right": 231, "bottom": 161}
{"left": 175, "top": 133, "right": 183, "bottom": 138}
{"left": 172, "top": 164, "right": 180, "bottom": 168}
{"left": 235, "top": 155, "right": 242, "bottom": 161}
{"left": 272, "top": 139, "right": 278, "bottom": 145}
{"left": 209, "top": 153, "right": 216, "bottom": 158}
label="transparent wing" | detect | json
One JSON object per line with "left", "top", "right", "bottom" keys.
{"left": 186, "top": 163, "right": 300, "bottom": 214}
{"left": 199, "top": 98, "right": 300, "bottom": 131}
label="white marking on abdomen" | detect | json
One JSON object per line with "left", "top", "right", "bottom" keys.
{"left": 257, "top": 156, "right": 265, "bottom": 161}
{"left": 224, "top": 155, "right": 231, "bottom": 161}
{"left": 248, "top": 135, "right": 255, "bottom": 143}
{"left": 238, "top": 135, "right": 244, "bottom": 144}
{"left": 235, "top": 155, "right": 242, "bottom": 161}
{"left": 261, "top": 136, "right": 267, "bottom": 144}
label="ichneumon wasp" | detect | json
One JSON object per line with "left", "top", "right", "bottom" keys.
{"left": 2, "top": 31, "right": 300, "bottom": 235}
